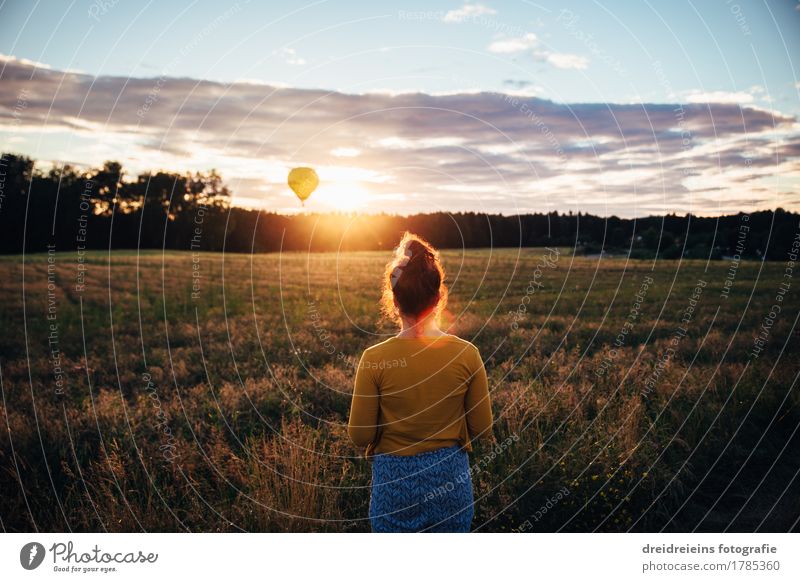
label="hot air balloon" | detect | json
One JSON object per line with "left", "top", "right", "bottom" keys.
{"left": 288, "top": 167, "right": 319, "bottom": 206}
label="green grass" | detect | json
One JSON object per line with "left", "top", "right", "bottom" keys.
{"left": 0, "top": 249, "right": 798, "bottom": 532}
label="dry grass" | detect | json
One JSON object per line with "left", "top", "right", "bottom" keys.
{"left": 0, "top": 248, "right": 797, "bottom": 532}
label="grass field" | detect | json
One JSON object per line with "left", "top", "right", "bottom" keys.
{"left": 1, "top": 248, "right": 798, "bottom": 532}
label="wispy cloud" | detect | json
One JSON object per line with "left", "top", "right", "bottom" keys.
{"left": 486, "top": 33, "right": 589, "bottom": 70}
{"left": 502, "top": 79, "right": 545, "bottom": 97}
{"left": 0, "top": 53, "right": 51, "bottom": 70}
{"left": 443, "top": 3, "right": 497, "bottom": 23}
{"left": 0, "top": 55, "right": 797, "bottom": 216}
{"left": 487, "top": 33, "right": 537, "bottom": 53}
{"left": 331, "top": 147, "right": 361, "bottom": 157}
{"left": 544, "top": 52, "right": 589, "bottom": 70}
{"left": 273, "top": 47, "right": 306, "bottom": 66}
{"left": 686, "top": 90, "right": 755, "bottom": 105}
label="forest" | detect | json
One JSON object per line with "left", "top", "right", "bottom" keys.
{"left": 1, "top": 153, "right": 797, "bottom": 258}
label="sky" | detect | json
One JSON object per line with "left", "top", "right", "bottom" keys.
{"left": 1, "top": 0, "right": 799, "bottom": 216}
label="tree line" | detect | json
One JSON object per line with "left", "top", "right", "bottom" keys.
{"left": 1, "top": 153, "right": 797, "bottom": 259}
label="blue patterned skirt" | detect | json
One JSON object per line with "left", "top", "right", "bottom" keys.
{"left": 369, "top": 445, "right": 474, "bottom": 533}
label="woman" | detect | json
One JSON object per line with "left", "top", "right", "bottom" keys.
{"left": 348, "top": 232, "right": 494, "bottom": 532}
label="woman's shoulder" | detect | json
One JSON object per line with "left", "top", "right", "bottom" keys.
{"left": 361, "top": 333, "right": 475, "bottom": 349}
{"left": 445, "top": 334, "right": 482, "bottom": 361}
{"left": 433, "top": 333, "right": 480, "bottom": 352}
{"left": 359, "top": 336, "right": 399, "bottom": 360}
{"left": 388, "top": 333, "right": 480, "bottom": 356}
{"left": 358, "top": 334, "right": 482, "bottom": 371}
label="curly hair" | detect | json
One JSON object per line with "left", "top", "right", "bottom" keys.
{"left": 380, "top": 232, "right": 448, "bottom": 325}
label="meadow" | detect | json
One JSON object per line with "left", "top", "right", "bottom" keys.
{"left": 0, "top": 247, "right": 798, "bottom": 532}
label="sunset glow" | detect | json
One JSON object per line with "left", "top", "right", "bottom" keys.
{"left": 0, "top": 2, "right": 797, "bottom": 216}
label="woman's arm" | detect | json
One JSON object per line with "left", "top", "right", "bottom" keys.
{"left": 347, "top": 352, "right": 379, "bottom": 447}
{"left": 465, "top": 346, "right": 493, "bottom": 441}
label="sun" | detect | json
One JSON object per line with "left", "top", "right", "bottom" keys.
{"left": 316, "top": 181, "right": 370, "bottom": 211}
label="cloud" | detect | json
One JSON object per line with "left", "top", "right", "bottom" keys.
{"left": 0, "top": 53, "right": 51, "bottom": 70}
{"left": 331, "top": 147, "right": 361, "bottom": 157}
{"left": 273, "top": 47, "right": 306, "bottom": 66}
{"left": 443, "top": 3, "right": 496, "bottom": 23}
{"left": 543, "top": 52, "right": 589, "bottom": 70}
{"left": 486, "top": 34, "right": 589, "bottom": 70}
{"left": 502, "top": 79, "right": 544, "bottom": 97}
{"left": 686, "top": 90, "right": 755, "bottom": 105}
{"left": 487, "top": 33, "right": 537, "bottom": 53}
{"left": 0, "top": 55, "right": 797, "bottom": 216}
{"left": 503, "top": 79, "right": 532, "bottom": 88}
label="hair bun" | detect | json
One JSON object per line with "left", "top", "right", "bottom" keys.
{"left": 405, "top": 240, "right": 433, "bottom": 264}
{"left": 381, "top": 232, "right": 448, "bottom": 321}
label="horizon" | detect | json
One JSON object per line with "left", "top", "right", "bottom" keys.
{"left": 4, "top": 150, "right": 797, "bottom": 219}
{"left": 1, "top": 1, "right": 799, "bottom": 217}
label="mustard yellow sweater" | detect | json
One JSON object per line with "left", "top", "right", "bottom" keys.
{"left": 347, "top": 334, "right": 493, "bottom": 457}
